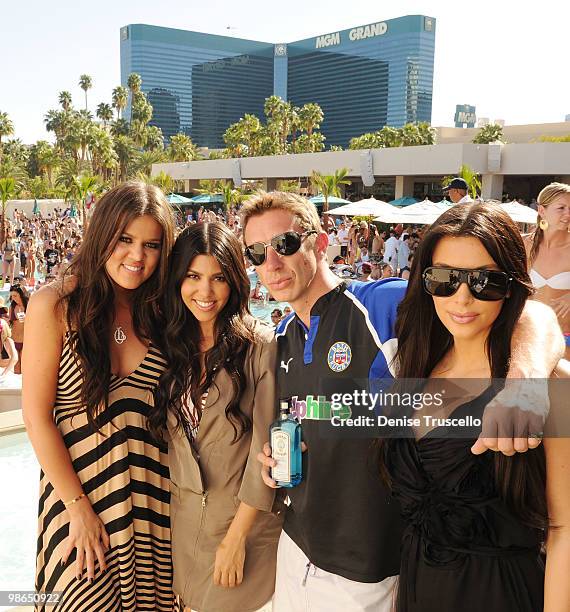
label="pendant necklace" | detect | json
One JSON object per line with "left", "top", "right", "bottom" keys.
{"left": 114, "top": 326, "right": 127, "bottom": 344}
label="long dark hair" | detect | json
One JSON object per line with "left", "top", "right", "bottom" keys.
{"left": 383, "top": 202, "right": 547, "bottom": 529}
{"left": 10, "top": 285, "right": 30, "bottom": 313}
{"left": 58, "top": 181, "right": 175, "bottom": 431}
{"left": 150, "top": 222, "right": 255, "bottom": 443}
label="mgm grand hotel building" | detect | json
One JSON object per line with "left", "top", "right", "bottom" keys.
{"left": 120, "top": 15, "right": 436, "bottom": 149}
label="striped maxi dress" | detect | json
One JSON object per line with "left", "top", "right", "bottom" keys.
{"left": 34, "top": 336, "right": 176, "bottom": 611}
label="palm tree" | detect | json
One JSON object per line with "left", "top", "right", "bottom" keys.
{"left": 134, "top": 149, "right": 167, "bottom": 176}
{"left": 96, "top": 103, "right": 114, "bottom": 128}
{"left": 114, "top": 135, "right": 136, "bottom": 182}
{"left": 442, "top": 164, "right": 481, "bottom": 199}
{"left": 310, "top": 168, "right": 351, "bottom": 214}
{"left": 112, "top": 86, "right": 129, "bottom": 120}
{"left": 90, "top": 128, "right": 117, "bottom": 181}
{"left": 35, "top": 141, "right": 59, "bottom": 187}
{"left": 167, "top": 133, "right": 199, "bottom": 161}
{"left": 0, "top": 177, "right": 17, "bottom": 241}
{"left": 58, "top": 91, "right": 73, "bottom": 111}
{"left": 27, "top": 175, "right": 49, "bottom": 200}
{"left": 127, "top": 73, "right": 142, "bottom": 94}
{"left": 0, "top": 112, "right": 15, "bottom": 164}
{"left": 472, "top": 123, "right": 506, "bottom": 144}
{"left": 78, "top": 74, "right": 93, "bottom": 111}
{"left": 75, "top": 174, "right": 101, "bottom": 227}
{"left": 150, "top": 170, "right": 174, "bottom": 194}
{"left": 298, "top": 103, "right": 324, "bottom": 137}
{"left": 145, "top": 125, "right": 164, "bottom": 151}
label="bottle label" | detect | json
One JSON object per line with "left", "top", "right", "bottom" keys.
{"left": 271, "top": 430, "right": 291, "bottom": 483}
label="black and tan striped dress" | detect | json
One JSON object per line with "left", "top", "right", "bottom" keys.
{"left": 35, "top": 335, "right": 175, "bottom": 611}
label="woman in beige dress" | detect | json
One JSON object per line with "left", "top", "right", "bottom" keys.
{"left": 152, "top": 222, "right": 282, "bottom": 612}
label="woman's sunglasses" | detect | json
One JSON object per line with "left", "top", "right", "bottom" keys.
{"left": 423, "top": 267, "right": 512, "bottom": 301}
{"left": 244, "top": 231, "right": 317, "bottom": 266}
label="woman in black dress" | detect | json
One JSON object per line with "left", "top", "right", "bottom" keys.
{"left": 379, "top": 202, "right": 570, "bottom": 611}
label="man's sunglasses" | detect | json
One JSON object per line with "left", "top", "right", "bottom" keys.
{"left": 244, "top": 231, "right": 317, "bottom": 266}
{"left": 423, "top": 267, "right": 512, "bottom": 301}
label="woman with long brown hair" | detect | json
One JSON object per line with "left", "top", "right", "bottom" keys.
{"left": 22, "top": 182, "right": 176, "bottom": 611}
{"left": 152, "top": 222, "right": 282, "bottom": 612}
{"left": 9, "top": 283, "right": 29, "bottom": 374}
{"left": 378, "top": 202, "right": 569, "bottom": 611}
{"left": 524, "top": 182, "right": 570, "bottom": 358}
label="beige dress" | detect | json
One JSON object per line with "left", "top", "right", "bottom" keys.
{"left": 168, "top": 323, "right": 283, "bottom": 612}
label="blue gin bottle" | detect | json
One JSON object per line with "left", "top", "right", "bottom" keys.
{"left": 270, "top": 398, "right": 302, "bottom": 487}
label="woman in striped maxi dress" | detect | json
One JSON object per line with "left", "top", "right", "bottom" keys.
{"left": 22, "top": 182, "right": 176, "bottom": 611}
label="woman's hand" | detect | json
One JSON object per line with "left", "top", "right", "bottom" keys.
{"left": 213, "top": 533, "right": 246, "bottom": 588}
{"left": 61, "top": 498, "right": 110, "bottom": 582}
{"left": 550, "top": 294, "right": 570, "bottom": 320}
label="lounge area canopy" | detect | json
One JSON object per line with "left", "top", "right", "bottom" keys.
{"left": 328, "top": 197, "right": 399, "bottom": 218}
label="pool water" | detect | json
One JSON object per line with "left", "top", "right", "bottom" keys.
{"left": 0, "top": 432, "right": 38, "bottom": 595}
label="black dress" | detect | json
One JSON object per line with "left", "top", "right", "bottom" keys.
{"left": 384, "top": 389, "right": 545, "bottom": 612}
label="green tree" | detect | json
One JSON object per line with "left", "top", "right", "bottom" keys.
{"left": 310, "top": 168, "right": 351, "bottom": 214}
{"left": 90, "top": 127, "right": 117, "bottom": 181}
{"left": 167, "top": 133, "right": 199, "bottom": 161}
{"left": 472, "top": 123, "right": 505, "bottom": 144}
{"left": 539, "top": 134, "right": 570, "bottom": 142}
{"left": 145, "top": 125, "right": 164, "bottom": 151}
{"left": 78, "top": 74, "right": 93, "bottom": 111}
{"left": 150, "top": 170, "right": 174, "bottom": 194}
{"left": 34, "top": 141, "right": 59, "bottom": 186}
{"left": 223, "top": 114, "right": 264, "bottom": 157}
{"left": 442, "top": 164, "right": 481, "bottom": 199}
{"left": 298, "top": 103, "right": 324, "bottom": 137}
{"left": 0, "top": 177, "right": 17, "bottom": 241}
{"left": 114, "top": 135, "right": 136, "bottom": 182}
{"left": 127, "top": 73, "right": 142, "bottom": 95}
{"left": 0, "top": 112, "right": 15, "bottom": 164}
{"left": 110, "top": 118, "right": 130, "bottom": 137}
{"left": 134, "top": 149, "right": 167, "bottom": 176}
{"left": 26, "top": 176, "right": 49, "bottom": 199}
{"left": 112, "top": 86, "right": 129, "bottom": 120}
{"left": 96, "top": 103, "right": 114, "bottom": 128}
{"left": 58, "top": 91, "right": 73, "bottom": 111}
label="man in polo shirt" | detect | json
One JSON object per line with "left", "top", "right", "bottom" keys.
{"left": 240, "top": 191, "right": 563, "bottom": 612}
{"left": 443, "top": 177, "right": 474, "bottom": 204}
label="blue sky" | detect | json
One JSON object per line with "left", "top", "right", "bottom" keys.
{"left": 1, "top": 0, "right": 569, "bottom": 143}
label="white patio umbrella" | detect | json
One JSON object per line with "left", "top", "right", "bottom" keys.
{"left": 501, "top": 200, "right": 538, "bottom": 224}
{"left": 375, "top": 199, "right": 453, "bottom": 225}
{"left": 328, "top": 197, "right": 399, "bottom": 220}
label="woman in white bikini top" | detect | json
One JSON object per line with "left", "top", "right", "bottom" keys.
{"left": 525, "top": 182, "right": 570, "bottom": 358}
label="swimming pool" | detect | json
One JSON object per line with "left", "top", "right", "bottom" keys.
{"left": 0, "top": 431, "right": 38, "bottom": 598}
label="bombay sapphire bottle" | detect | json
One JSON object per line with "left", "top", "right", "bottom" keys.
{"left": 270, "top": 398, "right": 302, "bottom": 487}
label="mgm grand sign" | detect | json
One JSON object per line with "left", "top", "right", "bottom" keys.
{"left": 315, "top": 22, "right": 388, "bottom": 49}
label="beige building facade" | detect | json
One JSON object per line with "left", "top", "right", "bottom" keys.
{"left": 153, "top": 122, "right": 570, "bottom": 202}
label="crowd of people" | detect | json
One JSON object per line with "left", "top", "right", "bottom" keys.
{"left": 10, "top": 178, "right": 570, "bottom": 611}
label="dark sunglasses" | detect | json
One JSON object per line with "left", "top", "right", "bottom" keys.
{"left": 423, "top": 267, "right": 512, "bottom": 301}
{"left": 244, "top": 231, "right": 317, "bottom": 266}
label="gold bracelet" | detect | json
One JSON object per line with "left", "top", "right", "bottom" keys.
{"left": 64, "top": 493, "right": 85, "bottom": 507}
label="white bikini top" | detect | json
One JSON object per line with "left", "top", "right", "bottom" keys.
{"left": 530, "top": 269, "right": 570, "bottom": 290}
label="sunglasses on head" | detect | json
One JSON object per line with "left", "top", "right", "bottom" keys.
{"left": 423, "top": 267, "right": 512, "bottom": 301}
{"left": 244, "top": 230, "right": 317, "bottom": 266}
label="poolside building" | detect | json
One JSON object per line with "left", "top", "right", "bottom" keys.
{"left": 119, "top": 16, "right": 436, "bottom": 148}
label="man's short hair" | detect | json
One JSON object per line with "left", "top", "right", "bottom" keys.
{"left": 239, "top": 191, "right": 321, "bottom": 235}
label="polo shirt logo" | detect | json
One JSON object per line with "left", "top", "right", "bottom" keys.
{"left": 327, "top": 342, "right": 352, "bottom": 372}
